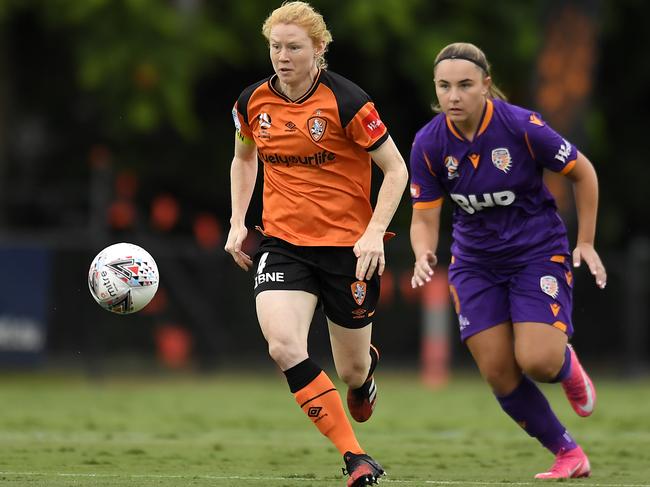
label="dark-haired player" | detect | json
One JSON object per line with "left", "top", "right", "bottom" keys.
{"left": 409, "top": 42, "right": 606, "bottom": 479}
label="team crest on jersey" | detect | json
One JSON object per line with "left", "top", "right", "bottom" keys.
{"left": 258, "top": 112, "right": 272, "bottom": 129}
{"left": 540, "top": 275, "right": 559, "bottom": 299}
{"left": 308, "top": 116, "right": 327, "bottom": 142}
{"left": 351, "top": 280, "right": 367, "bottom": 306}
{"left": 491, "top": 148, "right": 512, "bottom": 173}
{"left": 445, "top": 156, "right": 459, "bottom": 179}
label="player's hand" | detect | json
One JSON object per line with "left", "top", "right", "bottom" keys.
{"left": 411, "top": 250, "right": 437, "bottom": 288}
{"left": 572, "top": 242, "right": 606, "bottom": 289}
{"left": 224, "top": 225, "right": 253, "bottom": 271}
{"left": 353, "top": 228, "right": 386, "bottom": 280}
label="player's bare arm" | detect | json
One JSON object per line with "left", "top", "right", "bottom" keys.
{"left": 563, "top": 151, "right": 607, "bottom": 289}
{"left": 410, "top": 205, "right": 441, "bottom": 288}
{"left": 225, "top": 134, "right": 258, "bottom": 271}
{"left": 354, "top": 137, "right": 408, "bottom": 281}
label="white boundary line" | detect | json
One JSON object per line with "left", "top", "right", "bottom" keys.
{"left": 0, "top": 471, "right": 648, "bottom": 487}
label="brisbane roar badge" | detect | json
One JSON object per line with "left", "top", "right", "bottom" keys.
{"left": 308, "top": 116, "right": 327, "bottom": 142}
{"left": 351, "top": 280, "right": 367, "bottom": 306}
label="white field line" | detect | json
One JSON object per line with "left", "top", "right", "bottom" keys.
{"left": 0, "top": 471, "right": 648, "bottom": 487}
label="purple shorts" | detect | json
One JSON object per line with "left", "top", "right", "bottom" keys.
{"left": 447, "top": 255, "right": 574, "bottom": 341}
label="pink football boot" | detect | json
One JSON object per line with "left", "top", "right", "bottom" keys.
{"left": 561, "top": 344, "right": 596, "bottom": 417}
{"left": 535, "top": 446, "right": 591, "bottom": 479}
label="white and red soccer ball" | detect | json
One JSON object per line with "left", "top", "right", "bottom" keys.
{"left": 88, "top": 242, "right": 159, "bottom": 314}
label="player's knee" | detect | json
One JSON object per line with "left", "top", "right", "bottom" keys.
{"left": 480, "top": 363, "right": 521, "bottom": 395}
{"left": 267, "top": 338, "right": 305, "bottom": 369}
{"left": 336, "top": 361, "right": 368, "bottom": 388}
{"left": 517, "top": 355, "right": 558, "bottom": 382}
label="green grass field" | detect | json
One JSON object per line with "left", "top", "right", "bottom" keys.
{"left": 0, "top": 369, "right": 649, "bottom": 486}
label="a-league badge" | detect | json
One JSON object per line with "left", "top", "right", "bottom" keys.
{"left": 445, "top": 155, "right": 459, "bottom": 179}
{"left": 258, "top": 112, "right": 272, "bottom": 129}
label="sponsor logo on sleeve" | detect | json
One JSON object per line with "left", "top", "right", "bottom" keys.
{"left": 410, "top": 183, "right": 421, "bottom": 198}
{"left": 362, "top": 108, "right": 384, "bottom": 139}
{"left": 554, "top": 139, "right": 572, "bottom": 164}
{"left": 232, "top": 107, "right": 241, "bottom": 131}
{"left": 491, "top": 148, "right": 512, "bottom": 173}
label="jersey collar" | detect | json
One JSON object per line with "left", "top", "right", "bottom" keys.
{"left": 445, "top": 98, "right": 494, "bottom": 142}
{"left": 268, "top": 69, "right": 322, "bottom": 104}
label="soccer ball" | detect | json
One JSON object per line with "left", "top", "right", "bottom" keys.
{"left": 88, "top": 242, "right": 159, "bottom": 314}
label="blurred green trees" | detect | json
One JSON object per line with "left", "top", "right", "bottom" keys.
{"left": 0, "top": 0, "right": 648, "bottom": 244}
{"left": 0, "top": 0, "right": 543, "bottom": 138}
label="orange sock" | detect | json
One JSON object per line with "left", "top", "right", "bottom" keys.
{"left": 294, "top": 371, "right": 363, "bottom": 455}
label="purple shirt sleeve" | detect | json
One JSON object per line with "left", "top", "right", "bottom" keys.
{"left": 524, "top": 114, "right": 578, "bottom": 174}
{"left": 409, "top": 135, "right": 444, "bottom": 207}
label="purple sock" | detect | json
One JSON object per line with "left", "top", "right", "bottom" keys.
{"left": 551, "top": 346, "right": 572, "bottom": 383}
{"left": 497, "top": 375, "right": 577, "bottom": 454}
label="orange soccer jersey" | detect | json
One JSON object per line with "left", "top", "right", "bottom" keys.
{"left": 233, "top": 69, "right": 389, "bottom": 246}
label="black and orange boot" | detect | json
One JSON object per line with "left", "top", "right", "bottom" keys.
{"left": 346, "top": 345, "right": 379, "bottom": 423}
{"left": 342, "top": 450, "right": 385, "bottom": 486}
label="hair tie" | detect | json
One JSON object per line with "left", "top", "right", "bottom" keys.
{"left": 434, "top": 54, "right": 488, "bottom": 73}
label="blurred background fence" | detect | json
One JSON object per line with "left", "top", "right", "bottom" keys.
{"left": 0, "top": 0, "right": 648, "bottom": 377}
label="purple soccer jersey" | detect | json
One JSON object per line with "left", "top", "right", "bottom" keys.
{"left": 410, "top": 99, "right": 577, "bottom": 266}
{"left": 410, "top": 99, "right": 579, "bottom": 338}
